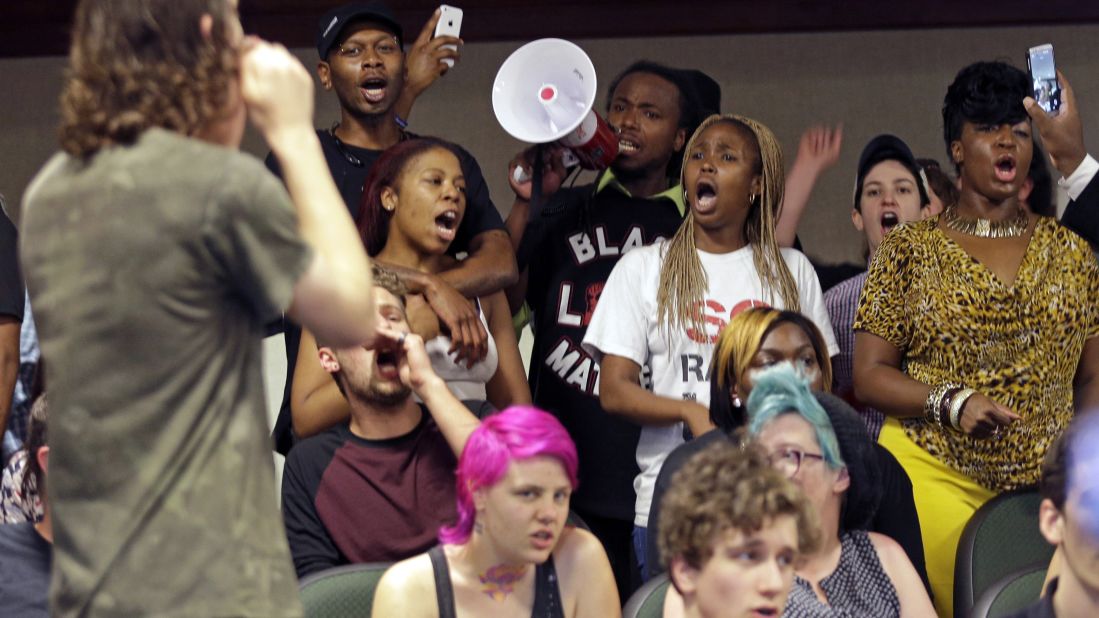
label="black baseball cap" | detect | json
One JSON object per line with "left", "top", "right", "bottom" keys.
{"left": 316, "top": 2, "right": 403, "bottom": 60}
{"left": 853, "top": 134, "right": 931, "bottom": 211}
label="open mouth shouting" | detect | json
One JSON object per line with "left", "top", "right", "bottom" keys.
{"left": 880, "top": 211, "right": 900, "bottom": 234}
{"left": 435, "top": 210, "right": 460, "bottom": 243}
{"left": 694, "top": 178, "right": 718, "bottom": 215}
{"left": 994, "top": 154, "right": 1017, "bottom": 183}
{"left": 375, "top": 349, "right": 401, "bottom": 380}
{"left": 360, "top": 76, "right": 388, "bottom": 104}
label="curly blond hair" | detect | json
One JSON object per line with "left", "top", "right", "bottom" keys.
{"left": 658, "top": 438, "right": 820, "bottom": 572}
{"left": 59, "top": 0, "right": 239, "bottom": 157}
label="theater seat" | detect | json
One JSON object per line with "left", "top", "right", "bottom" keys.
{"left": 971, "top": 565, "right": 1047, "bottom": 618}
{"left": 623, "top": 573, "right": 671, "bottom": 618}
{"left": 299, "top": 562, "right": 393, "bottom": 618}
{"left": 954, "top": 490, "right": 1053, "bottom": 618}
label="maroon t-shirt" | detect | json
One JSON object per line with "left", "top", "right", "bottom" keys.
{"left": 281, "top": 409, "right": 457, "bottom": 577}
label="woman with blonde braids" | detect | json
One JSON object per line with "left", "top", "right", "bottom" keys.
{"left": 582, "top": 114, "right": 837, "bottom": 577}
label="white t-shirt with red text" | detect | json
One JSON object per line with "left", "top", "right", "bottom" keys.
{"left": 582, "top": 241, "right": 838, "bottom": 526}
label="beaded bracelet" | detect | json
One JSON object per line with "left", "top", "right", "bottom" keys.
{"left": 948, "top": 388, "right": 978, "bottom": 431}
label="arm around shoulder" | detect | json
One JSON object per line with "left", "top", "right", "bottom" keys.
{"left": 484, "top": 291, "right": 532, "bottom": 409}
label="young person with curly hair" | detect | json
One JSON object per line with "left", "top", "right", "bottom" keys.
{"left": 658, "top": 438, "right": 819, "bottom": 618}
{"left": 19, "top": 1, "right": 379, "bottom": 614}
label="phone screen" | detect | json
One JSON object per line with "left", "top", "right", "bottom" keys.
{"left": 1028, "top": 46, "right": 1060, "bottom": 113}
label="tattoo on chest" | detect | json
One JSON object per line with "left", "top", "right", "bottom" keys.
{"left": 478, "top": 563, "right": 529, "bottom": 602}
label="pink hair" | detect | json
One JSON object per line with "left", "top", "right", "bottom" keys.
{"left": 439, "top": 406, "right": 579, "bottom": 545}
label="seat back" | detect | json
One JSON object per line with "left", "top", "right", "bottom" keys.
{"left": 299, "top": 562, "right": 393, "bottom": 618}
{"left": 954, "top": 490, "right": 1052, "bottom": 618}
{"left": 623, "top": 573, "right": 671, "bottom": 618}
{"left": 971, "top": 565, "right": 1047, "bottom": 618}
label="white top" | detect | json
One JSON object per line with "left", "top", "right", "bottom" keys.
{"left": 423, "top": 301, "right": 498, "bottom": 402}
{"left": 582, "top": 242, "right": 838, "bottom": 526}
{"left": 1059, "top": 153, "right": 1099, "bottom": 200}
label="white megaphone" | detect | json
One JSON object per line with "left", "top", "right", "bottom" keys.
{"left": 492, "top": 39, "right": 618, "bottom": 182}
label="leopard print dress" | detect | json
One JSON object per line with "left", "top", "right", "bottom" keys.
{"left": 853, "top": 215, "right": 1099, "bottom": 491}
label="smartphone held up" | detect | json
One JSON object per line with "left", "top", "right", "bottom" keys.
{"left": 1027, "top": 44, "right": 1061, "bottom": 114}
{"left": 433, "top": 5, "right": 463, "bottom": 69}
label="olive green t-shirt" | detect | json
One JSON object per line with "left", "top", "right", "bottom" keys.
{"left": 20, "top": 129, "right": 311, "bottom": 617}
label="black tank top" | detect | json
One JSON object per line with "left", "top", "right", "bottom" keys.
{"left": 428, "top": 545, "right": 565, "bottom": 618}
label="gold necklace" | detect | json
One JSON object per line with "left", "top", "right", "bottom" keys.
{"left": 942, "top": 207, "right": 1029, "bottom": 238}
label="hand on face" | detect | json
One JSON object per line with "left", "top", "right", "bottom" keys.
{"left": 369, "top": 325, "right": 437, "bottom": 392}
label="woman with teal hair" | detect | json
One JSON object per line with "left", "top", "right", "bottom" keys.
{"left": 747, "top": 365, "right": 934, "bottom": 617}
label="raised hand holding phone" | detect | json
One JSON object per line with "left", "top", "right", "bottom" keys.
{"left": 1027, "top": 44, "right": 1061, "bottom": 114}
{"left": 433, "top": 5, "right": 463, "bottom": 69}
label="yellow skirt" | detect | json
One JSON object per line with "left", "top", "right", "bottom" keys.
{"left": 879, "top": 418, "right": 996, "bottom": 618}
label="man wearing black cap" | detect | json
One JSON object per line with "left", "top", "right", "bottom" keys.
{"left": 267, "top": 2, "right": 517, "bottom": 453}
{"left": 503, "top": 60, "right": 717, "bottom": 598}
{"left": 825, "top": 134, "right": 934, "bottom": 439}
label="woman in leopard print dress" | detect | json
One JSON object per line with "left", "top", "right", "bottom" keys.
{"left": 853, "top": 61, "right": 1099, "bottom": 617}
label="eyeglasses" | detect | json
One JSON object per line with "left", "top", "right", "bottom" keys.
{"left": 768, "top": 448, "right": 825, "bottom": 479}
{"left": 335, "top": 37, "right": 401, "bottom": 61}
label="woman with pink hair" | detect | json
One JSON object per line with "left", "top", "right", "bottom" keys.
{"left": 373, "top": 406, "right": 621, "bottom": 617}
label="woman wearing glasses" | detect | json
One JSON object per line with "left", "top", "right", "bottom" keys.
{"left": 745, "top": 366, "right": 934, "bottom": 617}
{"left": 647, "top": 308, "right": 926, "bottom": 592}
